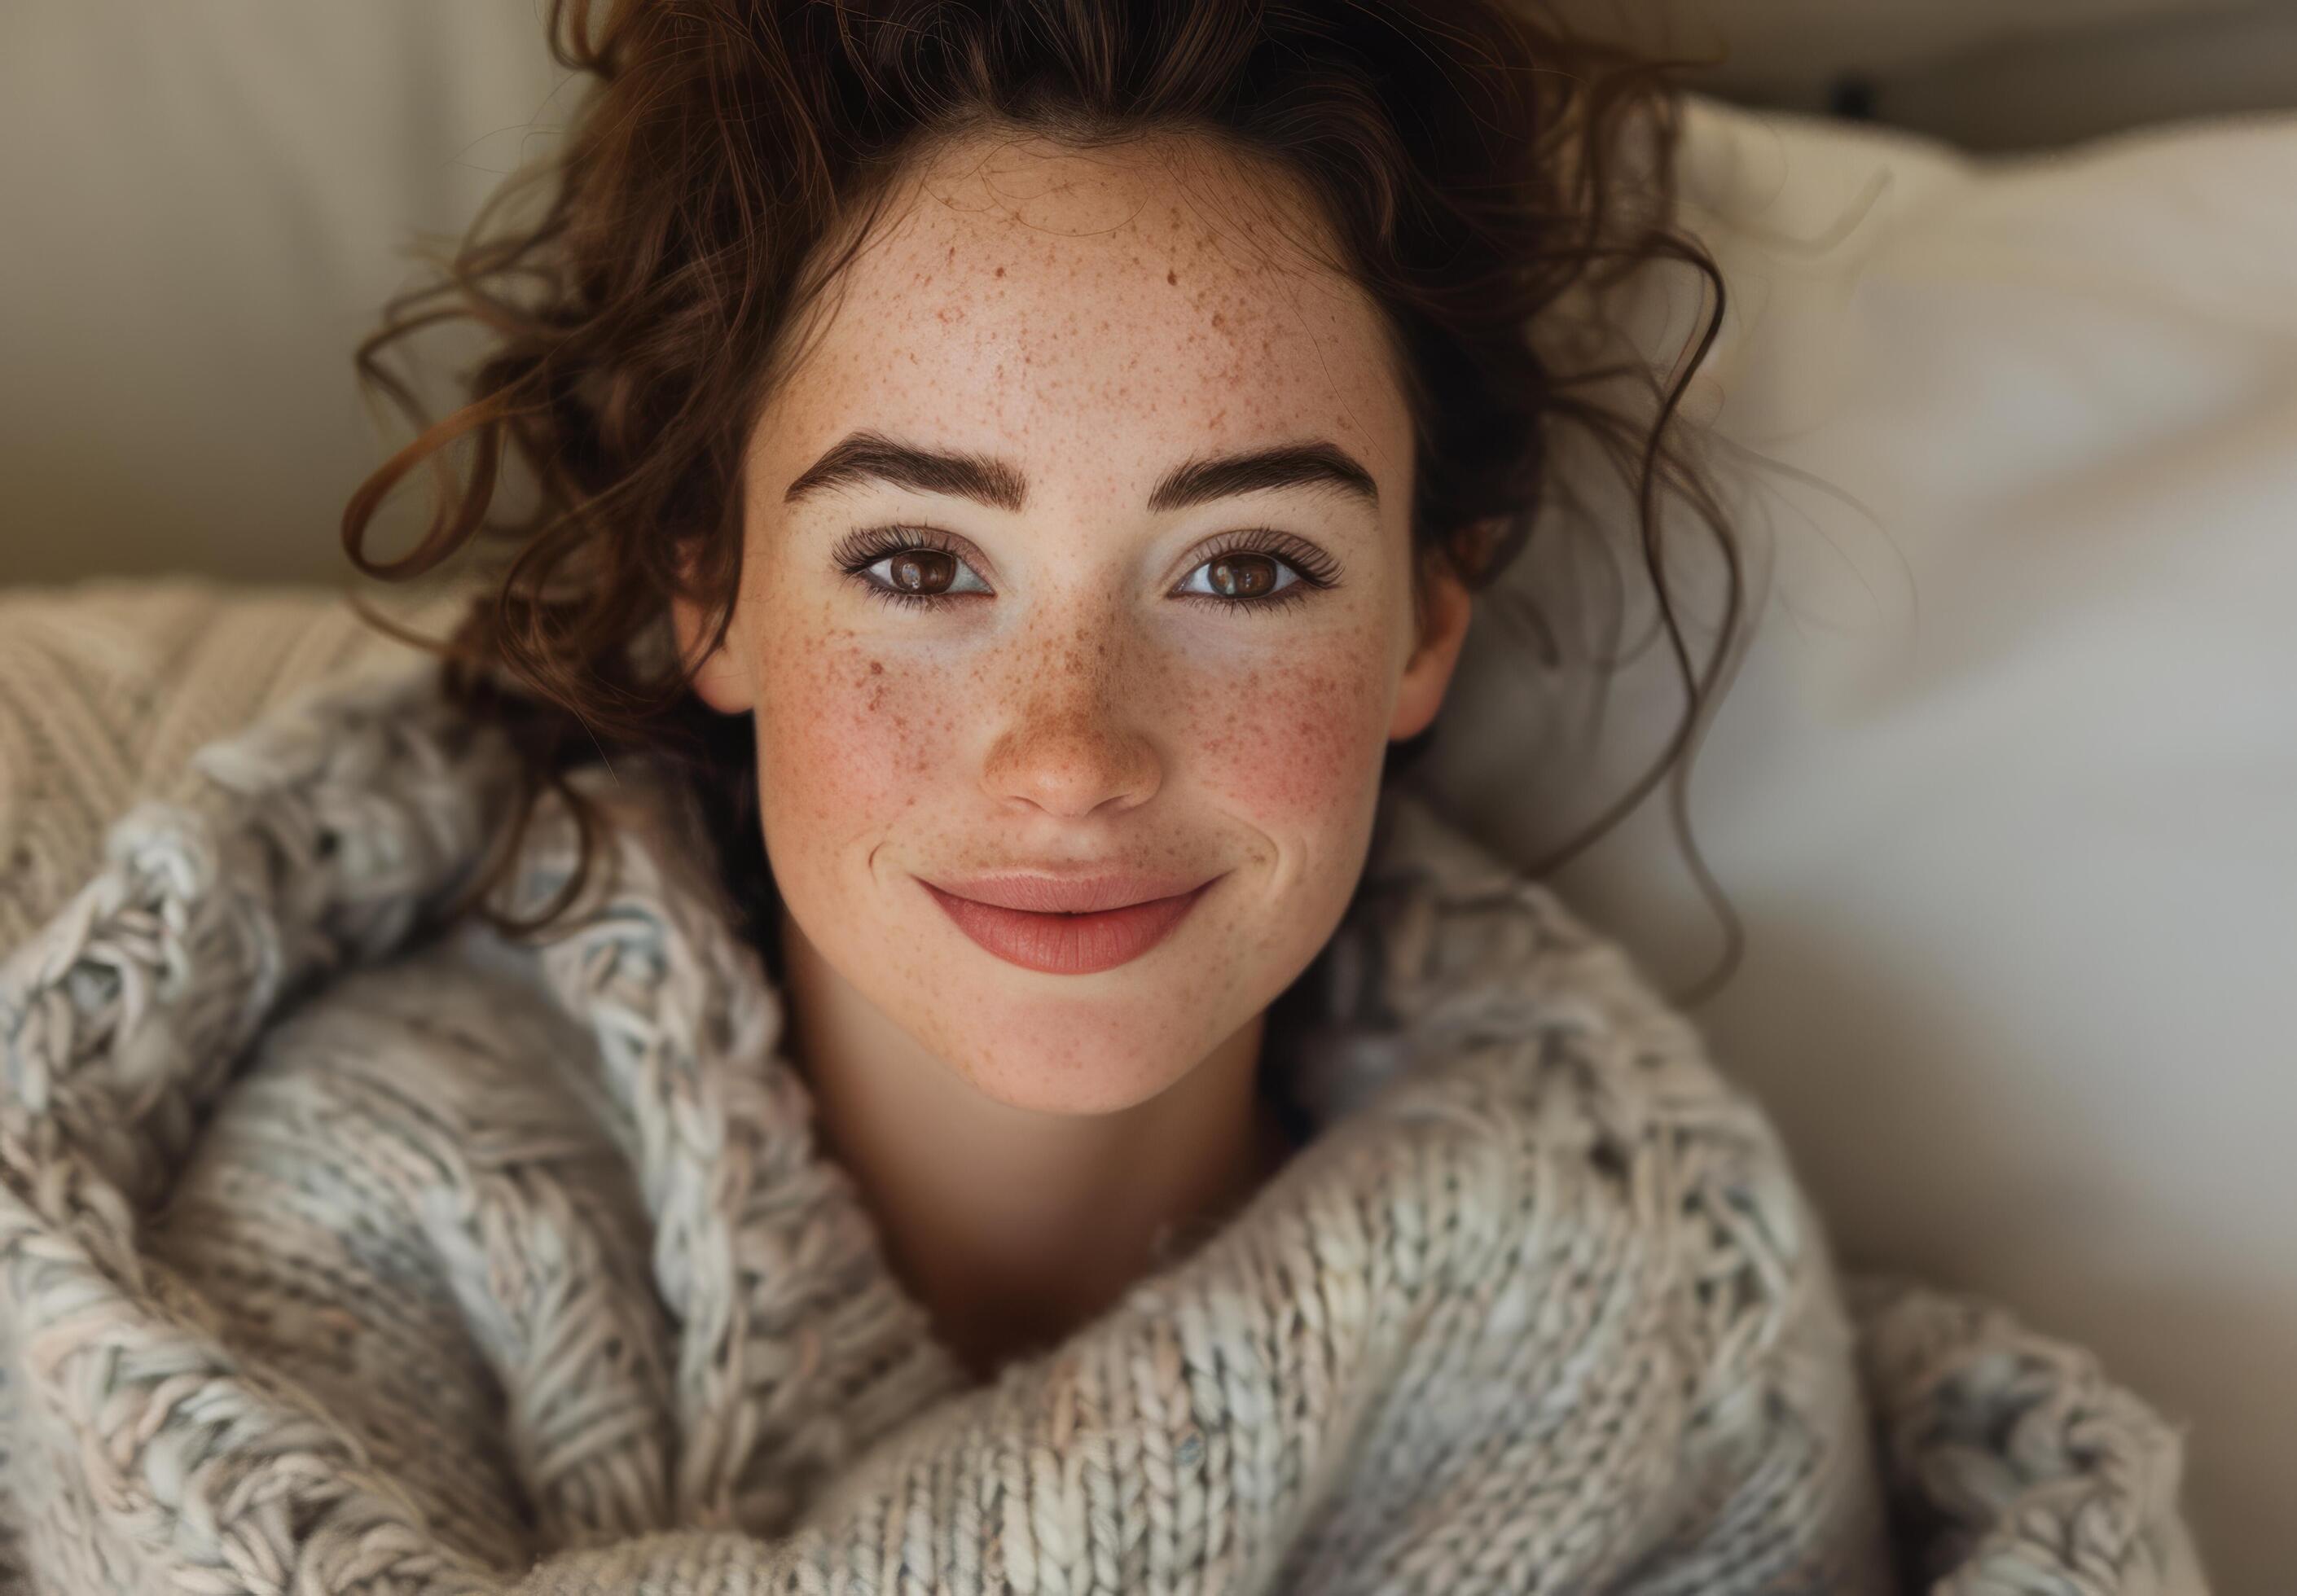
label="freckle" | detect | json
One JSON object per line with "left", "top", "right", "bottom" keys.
{"left": 1211, "top": 311, "right": 1225, "bottom": 331}
{"left": 995, "top": 265, "right": 1005, "bottom": 278}
{"left": 870, "top": 660, "right": 884, "bottom": 674}
{"left": 1166, "top": 270, "right": 1177, "bottom": 285}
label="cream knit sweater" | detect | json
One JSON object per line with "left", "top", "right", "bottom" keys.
{"left": 0, "top": 616, "right": 2202, "bottom": 1594}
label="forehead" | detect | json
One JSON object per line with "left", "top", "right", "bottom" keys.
{"left": 760, "top": 128, "right": 1412, "bottom": 502}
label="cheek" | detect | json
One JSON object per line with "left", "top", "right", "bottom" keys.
{"left": 752, "top": 625, "right": 957, "bottom": 838}
{"left": 1188, "top": 640, "right": 1390, "bottom": 820}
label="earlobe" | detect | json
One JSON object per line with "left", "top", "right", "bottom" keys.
{"left": 670, "top": 590, "right": 756, "bottom": 714}
{"left": 1388, "top": 558, "right": 1475, "bottom": 743}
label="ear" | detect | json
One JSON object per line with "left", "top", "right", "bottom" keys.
{"left": 1388, "top": 543, "right": 1477, "bottom": 743}
{"left": 670, "top": 585, "right": 756, "bottom": 714}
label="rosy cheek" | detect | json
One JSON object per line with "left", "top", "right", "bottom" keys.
{"left": 1189, "top": 647, "right": 1389, "bottom": 819}
{"left": 755, "top": 629, "right": 954, "bottom": 834}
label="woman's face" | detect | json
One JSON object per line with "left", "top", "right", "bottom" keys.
{"left": 679, "top": 129, "right": 1471, "bottom": 1117}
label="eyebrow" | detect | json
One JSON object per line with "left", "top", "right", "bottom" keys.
{"left": 781, "top": 429, "right": 1379, "bottom": 516}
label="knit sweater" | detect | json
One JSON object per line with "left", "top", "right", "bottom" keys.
{"left": 0, "top": 659, "right": 2202, "bottom": 1594}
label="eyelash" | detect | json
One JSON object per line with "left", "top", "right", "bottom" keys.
{"left": 830, "top": 524, "right": 1342, "bottom": 616}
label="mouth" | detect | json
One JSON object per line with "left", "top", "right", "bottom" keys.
{"left": 919, "top": 875, "right": 1221, "bottom": 975}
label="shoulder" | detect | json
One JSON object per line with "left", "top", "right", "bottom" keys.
{"left": 1485, "top": 911, "right": 1889, "bottom": 1589}
{"left": 1316, "top": 816, "right": 1891, "bottom": 1585}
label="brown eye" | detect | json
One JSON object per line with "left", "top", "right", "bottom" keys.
{"left": 1206, "top": 552, "right": 1279, "bottom": 598}
{"left": 834, "top": 527, "right": 990, "bottom": 611}
{"left": 1174, "top": 533, "right": 1336, "bottom": 613}
{"left": 889, "top": 549, "right": 956, "bottom": 594}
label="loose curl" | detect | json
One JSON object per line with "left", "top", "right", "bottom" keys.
{"left": 344, "top": 0, "right": 1741, "bottom": 994}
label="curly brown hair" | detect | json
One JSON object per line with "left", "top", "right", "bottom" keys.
{"left": 344, "top": 0, "right": 1739, "bottom": 991}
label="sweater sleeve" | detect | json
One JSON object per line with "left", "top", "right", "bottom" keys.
{"left": 1548, "top": 1027, "right": 1900, "bottom": 1596}
{"left": 1601, "top": 1183, "right": 1900, "bottom": 1596}
{"left": 1260, "top": 888, "right": 1904, "bottom": 1596}
{"left": 144, "top": 940, "right": 685, "bottom": 1570}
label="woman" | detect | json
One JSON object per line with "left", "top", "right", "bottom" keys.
{"left": 0, "top": 2, "right": 2199, "bottom": 1592}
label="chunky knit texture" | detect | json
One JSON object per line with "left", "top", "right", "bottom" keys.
{"left": 0, "top": 580, "right": 472, "bottom": 954}
{"left": 0, "top": 648, "right": 2203, "bottom": 1594}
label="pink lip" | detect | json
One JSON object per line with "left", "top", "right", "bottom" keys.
{"left": 920, "top": 873, "right": 1220, "bottom": 975}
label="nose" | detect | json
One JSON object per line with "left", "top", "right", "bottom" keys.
{"left": 979, "top": 622, "right": 1163, "bottom": 819}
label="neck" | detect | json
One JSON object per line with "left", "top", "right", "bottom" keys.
{"left": 775, "top": 900, "right": 1292, "bottom": 1383}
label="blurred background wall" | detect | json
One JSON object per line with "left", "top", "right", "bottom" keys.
{"left": 1577, "top": 0, "right": 2297, "bottom": 147}
{"left": 1, "top": 2, "right": 566, "bottom": 585}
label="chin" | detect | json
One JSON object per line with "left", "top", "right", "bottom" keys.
{"left": 968, "top": 1071, "right": 1187, "bottom": 1120}
{"left": 931, "top": 1006, "right": 1221, "bottom": 1119}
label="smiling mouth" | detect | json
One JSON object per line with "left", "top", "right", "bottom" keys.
{"left": 920, "top": 878, "right": 1218, "bottom": 975}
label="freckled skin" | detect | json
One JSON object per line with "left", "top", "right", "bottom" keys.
{"left": 679, "top": 127, "right": 1471, "bottom": 1122}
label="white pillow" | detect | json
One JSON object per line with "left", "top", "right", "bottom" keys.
{"left": 1414, "top": 97, "right": 2297, "bottom": 1593}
